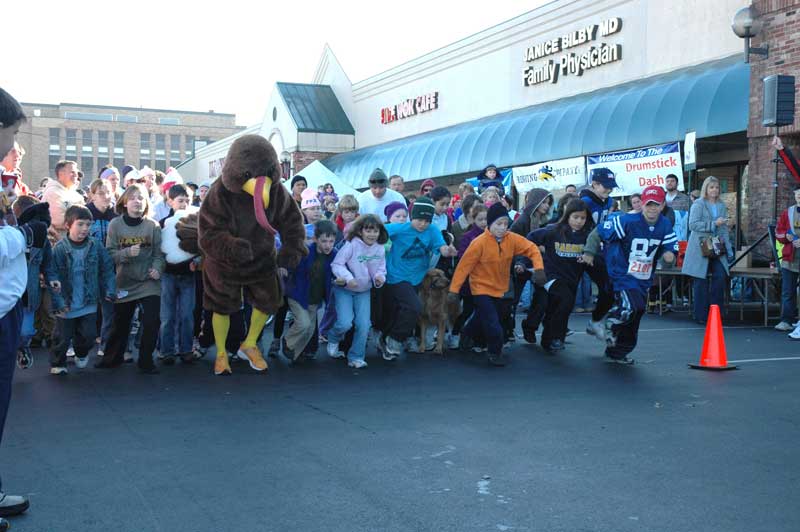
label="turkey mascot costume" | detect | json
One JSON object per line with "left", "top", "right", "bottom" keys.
{"left": 198, "top": 135, "right": 306, "bottom": 375}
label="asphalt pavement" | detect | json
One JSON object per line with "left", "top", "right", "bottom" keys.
{"left": 2, "top": 311, "right": 799, "bottom": 532}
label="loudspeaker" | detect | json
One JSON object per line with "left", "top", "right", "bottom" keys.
{"left": 763, "top": 75, "right": 795, "bottom": 128}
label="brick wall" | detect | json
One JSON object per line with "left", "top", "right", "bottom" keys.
{"left": 746, "top": 1, "right": 800, "bottom": 247}
{"left": 293, "top": 151, "right": 337, "bottom": 174}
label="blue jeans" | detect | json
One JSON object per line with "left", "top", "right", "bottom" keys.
{"left": 328, "top": 287, "right": 371, "bottom": 363}
{"left": 780, "top": 268, "right": 799, "bottom": 322}
{"left": 693, "top": 257, "right": 727, "bottom": 322}
{"left": 98, "top": 298, "right": 114, "bottom": 350}
{"left": 0, "top": 300, "right": 23, "bottom": 473}
{"left": 465, "top": 295, "right": 504, "bottom": 356}
{"left": 519, "top": 281, "right": 532, "bottom": 308}
{"left": 574, "top": 273, "right": 593, "bottom": 309}
{"left": 160, "top": 273, "right": 196, "bottom": 356}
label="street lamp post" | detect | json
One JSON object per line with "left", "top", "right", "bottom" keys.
{"left": 731, "top": 6, "right": 769, "bottom": 63}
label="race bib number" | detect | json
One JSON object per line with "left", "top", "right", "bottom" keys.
{"left": 627, "top": 237, "right": 661, "bottom": 280}
{"left": 627, "top": 257, "right": 653, "bottom": 279}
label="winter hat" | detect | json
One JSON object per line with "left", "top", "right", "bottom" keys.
{"left": 160, "top": 167, "right": 184, "bottom": 195}
{"left": 122, "top": 166, "right": 142, "bottom": 184}
{"left": 411, "top": 196, "right": 435, "bottom": 222}
{"left": 486, "top": 202, "right": 510, "bottom": 228}
{"left": 418, "top": 178, "right": 436, "bottom": 195}
{"left": 301, "top": 188, "right": 321, "bottom": 210}
{"left": 291, "top": 175, "right": 308, "bottom": 189}
{"left": 139, "top": 165, "right": 155, "bottom": 180}
{"left": 384, "top": 201, "right": 408, "bottom": 221}
{"left": 368, "top": 168, "right": 388, "bottom": 185}
{"left": 99, "top": 167, "right": 119, "bottom": 180}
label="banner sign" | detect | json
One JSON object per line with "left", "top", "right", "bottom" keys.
{"left": 586, "top": 142, "right": 683, "bottom": 196}
{"left": 684, "top": 131, "right": 697, "bottom": 171}
{"left": 512, "top": 156, "right": 587, "bottom": 195}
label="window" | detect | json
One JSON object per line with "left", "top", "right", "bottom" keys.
{"left": 49, "top": 128, "right": 60, "bottom": 156}
{"left": 82, "top": 130, "right": 94, "bottom": 155}
{"left": 49, "top": 156, "right": 61, "bottom": 176}
{"left": 169, "top": 135, "right": 181, "bottom": 164}
{"left": 116, "top": 114, "right": 138, "bottom": 123}
{"left": 113, "top": 132, "right": 125, "bottom": 168}
{"left": 158, "top": 117, "right": 180, "bottom": 125}
{"left": 64, "top": 111, "right": 113, "bottom": 121}
{"left": 155, "top": 134, "right": 166, "bottom": 171}
{"left": 98, "top": 131, "right": 109, "bottom": 166}
{"left": 140, "top": 133, "right": 151, "bottom": 168}
{"left": 185, "top": 135, "right": 195, "bottom": 157}
{"left": 65, "top": 129, "right": 77, "bottom": 158}
{"left": 81, "top": 130, "right": 94, "bottom": 175}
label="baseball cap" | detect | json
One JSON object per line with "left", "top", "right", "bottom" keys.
{"left": 590, "top": 167, "right": 618, "bottom": 189}
{"left": 641, "top": 185, "right": 666, "bottom": 205}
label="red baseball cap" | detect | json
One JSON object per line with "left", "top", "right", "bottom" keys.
{"left": 641, "top": 185, "right": 666, "bottom": 205}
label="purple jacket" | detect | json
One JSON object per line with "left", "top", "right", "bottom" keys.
{"left": 331, "top": 237, "right": 386, "bottom": 293}
{"left": 458, "top": 224, "right": 484, "bottom": 259}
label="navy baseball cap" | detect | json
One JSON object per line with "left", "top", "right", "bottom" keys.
{"left": 590, "top": 167, "right": 618, "bottom": 189}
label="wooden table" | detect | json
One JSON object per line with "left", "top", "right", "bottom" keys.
{"left": 653, "top": 266, "right": 781, "bottom": 326}
{"left": 729, "top": 266, "right": 782, "bottom": 326}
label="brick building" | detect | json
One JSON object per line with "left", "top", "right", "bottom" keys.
{"left": 14, "top": 102, "right": 244, "bottom": 188}
{"left": 745, "top": 0, "right": 800, "bottom": 249}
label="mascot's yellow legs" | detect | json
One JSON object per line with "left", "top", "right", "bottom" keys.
{"left": 212, "top": 309, "right": 270, "bottom": 375}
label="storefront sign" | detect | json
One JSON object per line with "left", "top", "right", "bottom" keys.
{"left": 523, "top": 17, "right": 623, "bottom": 87}
{"left": 380, "top": 92, "right": 439, "bottom": 124}
{"left": 587, "top": 142, "right": 683, "bottom": 196}
{"left": 512, "top": 156, "right": 587, "bottom": 195}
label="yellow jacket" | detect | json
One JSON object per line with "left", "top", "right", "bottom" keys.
{"left": 450, "top": 229, "right": 544, "bottom": 298}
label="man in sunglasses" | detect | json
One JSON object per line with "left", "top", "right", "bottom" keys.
{"left": 42, "top": 160, "right": 86, "bottom": 241}
{"left": 357, "top": 168, "right": 406, "bottom": 222}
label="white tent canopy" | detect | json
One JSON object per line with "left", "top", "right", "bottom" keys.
{"left": 283, "top": 160, "right": 358, "bottom": 197}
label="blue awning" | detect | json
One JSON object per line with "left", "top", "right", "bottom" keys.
{"left": 323, "top": 55, "right": 749, "bottom": 188}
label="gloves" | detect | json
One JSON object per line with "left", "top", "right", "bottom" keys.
{"left": 448, "top": 292, "right": 460, "bottom": 305}
{"left": 533, "top": 269, "right": 547, "bottom": 286}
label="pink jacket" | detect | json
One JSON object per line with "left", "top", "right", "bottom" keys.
{"left": 331, "top": 237, "right": 386, "bottom": 293}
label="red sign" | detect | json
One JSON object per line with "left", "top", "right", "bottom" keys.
{"left": 381, "top": 92, "right": 439, "bottom": 124}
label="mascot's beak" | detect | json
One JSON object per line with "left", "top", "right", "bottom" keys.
{"left": 242, "top": 176, "right": 277, "bottom": 235}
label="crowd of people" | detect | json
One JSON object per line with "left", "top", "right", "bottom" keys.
{"left": 3, "top": 85, "right": 800, "bottom": 528}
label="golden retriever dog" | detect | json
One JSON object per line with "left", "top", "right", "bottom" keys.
{"left": 419, "top": 269, "right": 461, "bottom": 354}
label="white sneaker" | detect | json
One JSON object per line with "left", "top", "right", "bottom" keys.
{"left": 123, "top": 351, "right": 134, "bottom": 362}
{"left": 775, "top": 321, "right": 794, "bottom": 331}
{"left": 586, "top": 320, "right": 605, "bottom": 340}
{"left": 74, "top": 355, "right": 89, "bottom": 369}
{"left": 50, "top": 367, "right": 68, "bottom": 375}
{"left": 96, "top": 349, "right": 104, "bottom": 357}
{"left": 327, "top": 341, "right": 344, "bottom": 359}
{"left": 788, "top": 328, "right": 800, "bottom": 340}
{"left": 446, "top": 333, "right": 460, "bottom": 349}
{"left": 348, "top": 359, "right": 368, "bottom": 369}
{"left": 793, "top": 320, "right": 800, "bottom": 328}
{"left": 406, "top": 337, "right": 422, "bottom": 353}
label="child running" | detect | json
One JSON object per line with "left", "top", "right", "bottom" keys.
{"left": 527, "top": 199, "right": 592, "bottom": 353}
{"left": 449, "top": 203, "right": 544, "bottom": 366}
{"left": 582, "top": 185, "right": 678, "bottom": 364}
{"left": 327, "top": 214, "right": 387, "bottom": 368}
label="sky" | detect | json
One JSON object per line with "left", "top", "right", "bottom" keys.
{"left": 3, "top": 0, "right": 549, "bottom": 127}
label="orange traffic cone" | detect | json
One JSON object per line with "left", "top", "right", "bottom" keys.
{"left": 689, "top": 305, "right": 738, "bottom": 371}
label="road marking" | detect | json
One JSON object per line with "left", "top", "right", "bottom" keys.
{"left": 569, "top": 325, "right": 770, "bottom": 335}
{"left": 727, "top": 356, "right": 800, "bottom": 363}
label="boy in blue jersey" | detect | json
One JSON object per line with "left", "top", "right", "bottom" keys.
{"left": 584, "top": 185, "right": 678, "bottom": 364}
{"left": 579, "top": 167, "right": 618, "bottom": 340}
{"left": 380, "top": 197, "right": 457, "bottom": 358}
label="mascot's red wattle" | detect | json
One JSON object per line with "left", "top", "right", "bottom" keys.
{"left": 197, "top": 135, "right": 307, "bottom": 375}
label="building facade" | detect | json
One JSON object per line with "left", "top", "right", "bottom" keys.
{"left": 15, "top": 102, "right": 244, "bottom": 187}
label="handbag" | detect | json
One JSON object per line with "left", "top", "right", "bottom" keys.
{"left": 700, "top": 236, "right": 726, "bottom": 258}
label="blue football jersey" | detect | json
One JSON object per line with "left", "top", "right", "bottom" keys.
{"left": 598, "top": 212, "right": 678, "bottom": 292}
{"left": 580, "top": 191, "right": 614, "bottom": 227}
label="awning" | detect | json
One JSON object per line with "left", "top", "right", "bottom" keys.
{"left": 323, "top": 55, "right": 749, "bottom": 188}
